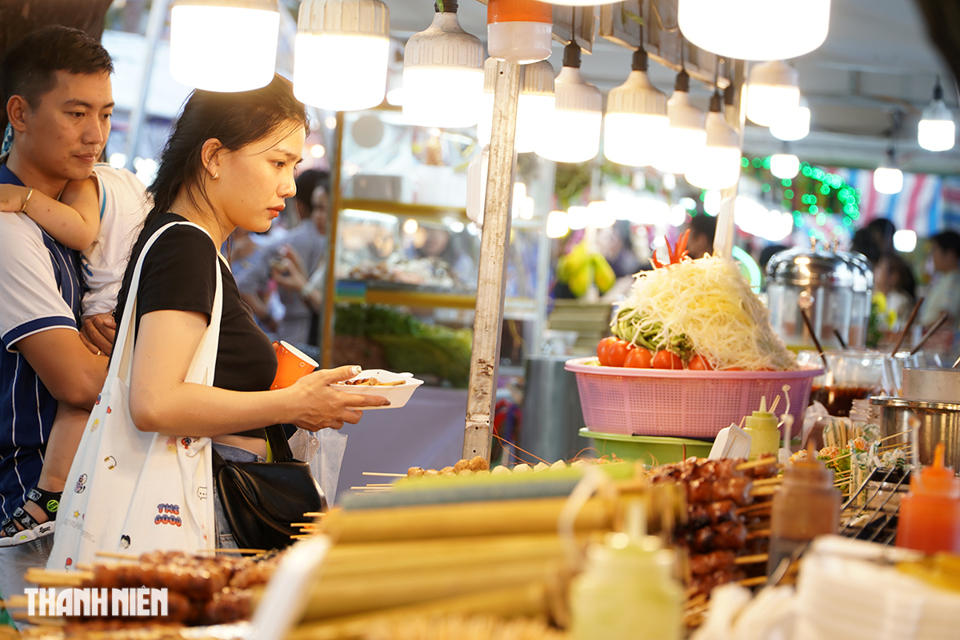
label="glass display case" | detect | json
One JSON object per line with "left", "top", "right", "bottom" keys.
{"left": 323, "top": 108, "right": 550, "bottom": 386}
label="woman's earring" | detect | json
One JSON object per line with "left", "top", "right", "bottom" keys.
{"left": 212, "top": 172, "right": 220, "bottom": 180}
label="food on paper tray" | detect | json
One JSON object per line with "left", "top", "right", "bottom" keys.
{"left": 338, "top": 377, "right": 405, "bottom": 387}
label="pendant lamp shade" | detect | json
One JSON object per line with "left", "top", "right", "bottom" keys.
{"left": 746, "top": 60, "right": 800, "bottom": 126}
{"left": 686, "top": 92, "right": 741, "bottom": 190}
{"left": 170, "top": 0, "right": 280, "bottom": 92}
{"left": 603, "top": 48, "right": 669, "bottom": 167}
{"left": 535, "top": 44, "right": 601, "bottom": 163}
{"left": 770, "top": 152, "right": 800, "bottom": 180}
{"left": 770, "top": 97, "right": 811, "bottom": 141}
{"left": 487, "top": 0, "right": 552, "bottom": 64}
{"left": 918, "top": 78, "right": 956, "bottom": 152}
{"left": 653, "top": 70, "right": 706, "bottom": 176}
{"left": 478, "top": 59, "right": 555, "bottom": 153}
{"left": 403, "top": 1, "right": 485, "bottom": 128}
{"left": 678, "top": 0, "right": 830, "bottom": 61}
{"left": 294, "top": 0, "right": 390, "bottom": 111}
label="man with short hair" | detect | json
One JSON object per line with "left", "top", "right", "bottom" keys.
{"left": 0, "top": 25, "right": 113, "bottom": 610}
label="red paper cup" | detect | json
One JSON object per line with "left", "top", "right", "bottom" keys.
{"left": 271, "top": 341, "right": 319, "bottom": 390}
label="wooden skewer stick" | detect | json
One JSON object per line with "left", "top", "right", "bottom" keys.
{"left": 737, "top": 575, "right": 768, "bottom": 588}
{"left": 891, "top": 296, "right": 924, "bottom": 356}
{"left": 737, "top": 457, "right": 778, "bottom": 471}
{"left": 750, "top": 486, "right": 780, "bottom": 497}
{"left": 736, "top": 502, "right": 772, "bottom": 515}
{"left": 684, "top": 593, "right": 708, "bottom": 610}
{"left": 735, "top": 553, "right": 769, "bottom": 565}
{"left": 362, "top": 472, "right": 406, "bottom": 477}
{"left": 878, "top": 428, "right": 914, "bottom": 444}
{"left": 751, "top": 476, "right": 784, "bottom": 487}
{"left": 911, "top": 311, "right": 950, "bottom": 355}
{"left": 303, "top": 512, "right": 325, "bottom": 518}
{"left": 746, "top": 529, "right": 772, "bottom": 540}
{"left": 95, "top": 551, "right": 138, "bottom": 560}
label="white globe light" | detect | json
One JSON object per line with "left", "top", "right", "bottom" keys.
{"left": 603, "top": 48, "right": 669, "bottom": 167}
{"left": 770, "top": 153, "right": 800, "bottom": 179}
{"left": 873, "top": 166, "right": 903, "bottom": 195}
{"left": 294, "top": 0, "right": 390, "bottom": 112}
{"left": 746, "top": 61, "right": 800, "bottom": 127}
{"left": 567, "top": 206, "right": 589, "bottom": 230}
{"left": 893, "top": 230, "right": 917, "bottom": 253}
{"left": 535, "top": 46, "right": 601, "bottom": 164}
{"left": 403, "top": 8, "right": 484, "bottom": 128}
{"left": 686, "top": 95, "right": 741, "bottom": 191}
{"left": 546, "top": 210, "right": 570, "bottom": 238}
{"left": 170, "top": 1, "right": 279, "bottom": 92}
{"left": 919, "top": 118, "right": 956, "bottom": 152}
{"left": 770, "top": 100, "right": 811, "bottom": 141}
{"left": 653, "top": 72, "right": 705, "bottom": 176}
{"left": 678, "top": 0, "right": 831, "bottom": 61}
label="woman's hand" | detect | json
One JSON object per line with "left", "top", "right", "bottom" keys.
{"left": 284, "top": 365, "right": 389, "bottom": 431}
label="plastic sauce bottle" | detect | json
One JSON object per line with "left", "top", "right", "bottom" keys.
{"left": 570, "top": 531, "right": 682, "bottom": 640}
{"left": 744, "top": 396, "right": 780, "bottom": 461}
{"left": 767, "top": 455, "right": 841, "bottom": 576}
{"left": 897, "top": 442, "right": 960, "bottom": 554}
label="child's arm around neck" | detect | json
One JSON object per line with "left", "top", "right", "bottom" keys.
{"left": 0, "top": 175, "right": 100, "bottom": 250}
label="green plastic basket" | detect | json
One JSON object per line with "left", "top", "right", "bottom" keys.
{"left": 579, "top": 428, "right": 713, "bottom": 466}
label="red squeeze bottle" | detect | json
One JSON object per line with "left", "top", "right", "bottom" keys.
{"left": 897, "top": 442, "right": 960, "bottom": 554}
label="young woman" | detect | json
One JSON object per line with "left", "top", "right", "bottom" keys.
{"left": 113, "top": 74, "right": 386, "bottom": 547}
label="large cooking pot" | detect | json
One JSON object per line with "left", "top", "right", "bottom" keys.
{"left": 766, "top": 246, "right": 873, "bottom": 349}
{"left": 870, "top": 396, "right": 960, "bottom": 472}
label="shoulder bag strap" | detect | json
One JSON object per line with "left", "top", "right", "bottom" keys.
{"left": 114, "top": 221, "right": 222, "bottom": 386}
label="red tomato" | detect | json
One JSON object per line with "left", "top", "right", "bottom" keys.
{"left": 607, "top": 340, "right": 632, "bottom": 367}
{"left": 652, "top": 350, "right": 683, "bottom": 370}
{"left": 624, "top": 347, "right": 654, "bottom": 368}
{"left": 688, "top": 354, "right": 714, "bottom": 370}
{"left": 596, "top": 337, "right": 618, "bottom": 366}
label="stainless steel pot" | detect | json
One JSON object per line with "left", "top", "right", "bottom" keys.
{"left": 870, "top": 396, "right": 960, "bottom": 471}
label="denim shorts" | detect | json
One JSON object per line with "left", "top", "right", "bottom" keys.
{"left": 212, "top": 442, "right": 262, "bottom": 549}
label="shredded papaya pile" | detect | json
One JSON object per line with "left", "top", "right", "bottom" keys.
{"left": 612, "top": 255, "right": 797, "bottom": 371}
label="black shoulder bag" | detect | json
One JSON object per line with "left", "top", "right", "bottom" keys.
{"left": 212, "top": 425, "right": 327, "bottom": 550}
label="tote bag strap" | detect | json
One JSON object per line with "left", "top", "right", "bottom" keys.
{"left": 113, "top": 222, "right": 224, "bottom": 385}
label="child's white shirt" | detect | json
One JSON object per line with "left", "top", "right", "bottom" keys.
{"left": 80, "top": 164, "right": 151, "bottom": 318}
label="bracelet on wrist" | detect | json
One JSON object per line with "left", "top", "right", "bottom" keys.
{"left": 20, "top": 187, "right": 34, "bottom": 213}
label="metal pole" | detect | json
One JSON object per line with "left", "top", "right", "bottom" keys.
{"left": 122, "top": 0, "right": 169, "bottom": 168}
{"left": 463, "top": 60, "right": 521, "bottom": 461}
{"left": 321, "top": 111, "right": 345, "bottom": 369}
{"left": 714, "top": 59, "right": 746, "bottom": 259}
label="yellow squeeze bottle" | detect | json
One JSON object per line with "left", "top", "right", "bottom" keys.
{"left": 744, "top": 396, "right": 780, "bottom": 461}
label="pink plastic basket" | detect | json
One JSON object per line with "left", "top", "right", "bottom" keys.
{"left": 565, "top": 357, "right": 823, "bottom": 439}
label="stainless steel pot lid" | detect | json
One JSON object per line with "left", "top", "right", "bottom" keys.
{"left": 870, "top": 396, "right": 960, "bottom": 412}
{"left": 766, "top": 247, "right": 873, "bottom": 290}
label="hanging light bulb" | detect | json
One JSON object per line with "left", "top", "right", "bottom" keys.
{"left": 294, "top": 0, "right": 390, "bottom": 111}
{"left": 770, "top": 151, "right": 800, "bottom": 180}
{"left": 534, "top": 42, "right": 601, "bottom": 163}
{"left": 170, "top": 0, "right": 280, "bottom": 92}
{"left": 653, "top": 69, "right": 706, "bottom": 176}
{"left": 403, "top": 0, "right": 485, "bottom": 128}
{"left": 686, "top": 89, "right": 741, "bottom": 190}
{"left": 478, "top": 59, "right": 556, "bottom": 153}
{"left": 873, "top": 148, "right": 903, "bottom": 195}
{"left": 746, "top": 60, "right": 800, "bottom": 126}
{"left": 918, "top": 76, "right": 956, "bottom": 152}
{"left": 770, "top": 96, "right": 811, "bottom": 141}
{"left": 603, "top": 46, "right": 669, "bottom": 167}
{"left": 487, "top": 0, "right": 552, "bottom": 64}
{"left": 678, "top": 0, "right": 830, "bottom": 61}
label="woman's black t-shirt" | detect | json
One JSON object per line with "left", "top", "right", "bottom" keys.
{"left": 133, "top": 213, "right": 277, "bottom": 438}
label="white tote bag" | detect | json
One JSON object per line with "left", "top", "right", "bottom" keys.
{"left": 48, "top": 222, "right": 221, "bottom": 569}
